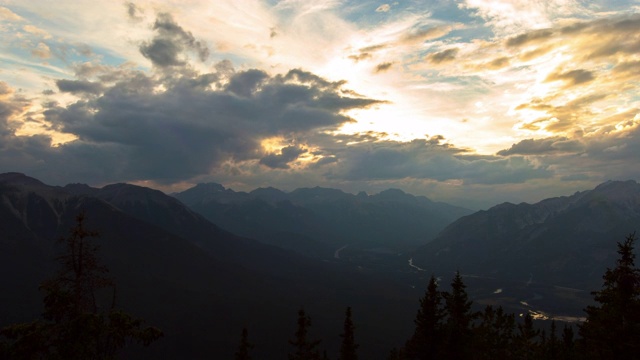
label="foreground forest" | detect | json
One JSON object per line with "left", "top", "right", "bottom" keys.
{"left": 2, "top": 214, "right": 639, "bottom": 359}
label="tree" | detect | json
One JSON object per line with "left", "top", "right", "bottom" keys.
{"left": 339, "top": 307, "right": 358, "bottom": 360}
{"left": 405, "top": 275, "right": 443, "bottom": 360}
{"left": 514, "top": 313, "right": 540, "bottom": 359}
{"left": 542, "top": 320, "right": 559, "bottom": 360}
{"left": 579, "top": 232, "right": 640, "bottom": 359}
{"left": 441, "top": 271, "right": 476, "bottom": 360}
{"left": 387, "top": 347, "right": 405, "bottom": 360}
{"left": 234, "top": 327, "right": 253, "bottom": 360}
{"left": 289, "top": 308, "right": 321, "bottom": 360}
{"left": 0, "top": 213, "right": 162, "bottom": 359}
{"left": 472, "top": 305, "right": 515, "bottom": 359}
{"left": 560, "top": 325, "right": 575, "bottom": 360}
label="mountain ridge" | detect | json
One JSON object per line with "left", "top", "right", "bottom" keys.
{"left": 412, "top": 179, "right": 640, "bottom": 290}
{"left": 173, "top": 182, "right": 473, "bottom": 257}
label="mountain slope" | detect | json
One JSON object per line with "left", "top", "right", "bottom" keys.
{"left": 411, "top": 180, "right": 640, "bottom": 290}
{"left": 0, "top": 173, "right": 419, "bottom": 359}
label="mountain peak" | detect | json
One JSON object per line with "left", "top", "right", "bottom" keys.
{"left": 0, "top": 172, "right": 46, "bottom": 187}
{"left": 593, "top": 179, "right": 638, "bottom": 192}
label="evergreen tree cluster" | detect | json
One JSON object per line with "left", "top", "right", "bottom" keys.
{"left": 398, "top": 272, "right": 579, "bottom": 360}
{"left": 393, "top": 232, "right": 640, "bottom": 360}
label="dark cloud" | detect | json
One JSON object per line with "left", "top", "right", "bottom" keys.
{"left": 427, "top": 48, "right": 458, "bottom": 64}
{"left": 374, "top": 62, "right": 393, "bottom": 73}
{"left": 56, "top": 79, "right": 103, "bottom": 95}
{"left": 322, "top": 138, "right": 551, "bottom": 185}
{"left": 140, "top": 13, "right": 209, "bottom": 67}
{"left": 259, "top": 145, "right": 307, "bottom": 169}
{"left": 140, "top": 38, "right": 183, "bottom": 67}
{"left": 225, "top": 69, "right": 269, "bottom": 97}
{"left": 4, "top": 62, "right": 381, "bottom": 184}
{"left": 497, "top": 137, "right": 584, "bottom": 156}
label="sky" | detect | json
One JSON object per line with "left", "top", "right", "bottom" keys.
{"left": 1, "top": 0, "right": 639, "bottom": 209}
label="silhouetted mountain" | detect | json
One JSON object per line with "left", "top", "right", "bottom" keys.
{"left": 411, "top": 180, "right": 640, "bottom": 290}
{"left": 0, "top": 173, "right": 419, "bottom": 359}
{"left": 173, "top": 183, "right": 472, "bottom": 258}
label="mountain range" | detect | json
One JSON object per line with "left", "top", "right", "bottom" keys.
{"left": 409, "top": 180, "right": 640, "bottom": 314}
{"left": 173, "top": 183, "right": 472, "bottom": 258}
{"left": 2, "top": 172, "right": 640, "bottom": 358}
{"left": 0, "top": 173, "right": 419, "bottom": 359}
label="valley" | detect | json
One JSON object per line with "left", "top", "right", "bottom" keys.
{"left": 1, "top": 172, "right": 638, "bottom": 359}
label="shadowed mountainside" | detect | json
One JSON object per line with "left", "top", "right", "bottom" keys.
{"left": 412, "top": 180, "right": 640, "bottom": 290}
{"left": 0, "top": 173, "right": 419, "bottom": 359}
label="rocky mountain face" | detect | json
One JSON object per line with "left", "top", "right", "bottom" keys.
{"left": 411, "top": 180, "right": 640, "bottom": 290}
{"left": 173, "top": 183, "right": 472, "bottom": 258}
{"left": 0, "top": 173, "right": 418, "bottom": 360}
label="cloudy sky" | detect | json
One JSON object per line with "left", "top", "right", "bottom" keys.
{"left": 1, "top": 0, "right": 639, "bottom": 208}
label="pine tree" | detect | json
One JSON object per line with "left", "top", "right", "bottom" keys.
{"left": 234, "top": 327, "right": 253, "bottom": 360}
{"left": 545, "top": 320, "right": 558, "bottom": 360}
{"left": 0, "top": 213, "right": 162, "bottom": 359}
{"left": 288, "top": 308, "right": 321, "bottom": 360}
{"left": 387, "top": 347, "right": 405, "bottom": 360}
{"left": 515, "top": 313, "right": 540, "bottom": 359}
{"left": 579, "top": 232, "right": 640, "bottom": 359}
{"left": 560, "top": 325, "right": 575, "bottom": 360}
{"left": 339, "top": 307, "right": 358, "bottom": 360}
{"left": 472, "top": 305, "right": 515, "bottom": 359}
{"left": 405, "top": 275, "right": 443, "bottom": 360}
{"left": 441, "top": 271, "right": 476, "bottom": 360}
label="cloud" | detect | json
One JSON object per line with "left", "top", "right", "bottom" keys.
{"left": 23, "top": 24, "right": 51, "bottom": 39}
{"left": 140, "top": 13, "right": 209, "bottom": 67}
{"left": 316, "top": 137, "right": 552, "bottom": 185}
{"left": 0, "top": 6, "right": 23, "bottom": 21}
{"left": 374, "top": 62, "right": 393, "bottom": 73}
{"left": 11, "top": 61, "right": 382, "bottom": 184}
{"left": 56, "top": 79, "right": 103, "bottom": 95}
{"left": 399, "top": 24, "right": 458, "bottom": 45}
{"left": 427, "top": 48, "right": 459, "bottom": 64}
{"left": 31, "top": 42, "right": 51, "bottom": 59}
{"left": 125, "top": 2, "right": 144, "bottom": 22}
{"left": 460, "top": 0, "right": 583, "bottom": 33}
{"left": 516, "top": 93, "right": 609, "bottom": 133}
{"left": 376, "top": 4, "right": 391, "bottom": 12}
{"left": 545, "top": 69, "right": 594, "bottom": 87}
{"left": 497, "top": 137, "right": 584, "bottom": 156}
{"left": 505, "top": 29, "right": 553, "bottom": 47}
{"left": 260, "top": 145, "right": 307, "bottom": 169}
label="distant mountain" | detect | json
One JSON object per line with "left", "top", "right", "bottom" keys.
{"left": 411, "top": 180, "right": 640, "bottom": 290}
{"left": 173, "top": 183, "right": 472, "bottom": 258}
{"left": 0, "top": 173, "right": 419, "bottom": 359}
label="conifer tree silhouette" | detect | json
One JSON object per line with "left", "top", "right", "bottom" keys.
{"left": 0, "top": 212, "right": 162, "bottom": 359}
{"left": 339, "top": 306, "right": 358, "bottom": 360}
{"left": 580, "top": 232, "right": 640, "bottom": 359}
{"left": 288, "top": 308, "right": 321, "bottom": 360}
